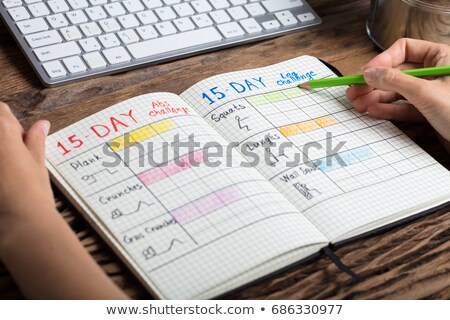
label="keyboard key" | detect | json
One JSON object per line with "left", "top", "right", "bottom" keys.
{"left": 118, "top": 29, "right": 140, "bottom": 44}
{"left": 17, "top": 18, "right": 49, "bottom": 35}
{"left": 42, "top": 60, "right": 67, "bottom": 78}
{"left": 47, "top": 0, "right": 70, "bottom": 13}
{"left": 66, "top": 10, "right": 88, "bottom": 24}
{"left": 63, "top": 56, "right": 87, "bottom": 73}
{"left": 240, "top": 18, "right": 262, "bottom": 34}
{"left": 298, "top": 12, "right": 315, "bottom": 22}
{"left": 67, "top": 0, "right": 89, "bottom": 10}
{"left": 275, "top": 10, "right": 294, "bottom": 20}
{"left": 28, "top": 3, "right": 50, "bottom": 17}
{"left": 85, "top": 6, "right": 107, "bottom": 20}
{"left": 83, "top": 51, "right": 107, "bottom": 69}
{"left": 3, "top": 0, "right": 23, "bottom": 8}
{"left": 191, "top": 0, "right": 212, "bottom": 13}
{"left": 136, "top": 10, "right": 158, "bottom": 25}
{"left": 98, "top": 33, "right": 120, "bottom": 48}
{"left": 8, "top": 7, "right": 30, "bottom": 21}
{"left": 142, "top": 0, "right": 163, "bottom": 9}
{"left": 136, "top": 25, "right": 158, "bottom": 40}
{"left": 279, "top": 16, "right": 298, "bottom": 26}
{"left": 80, "top": 22, "right": 102, "bottom": 37}
{"left": 217, "top": 21, "right": 245, "bottom": 38}
{"left": 262, "top": 0, "right": 303, "bottom": 12}
{"left": 98, "top": 18, "right": 121, "bottom": 32}
{"left": 262, "top": 20, "right": 281, "bottom": 30}
{"left": 34, "top": 41, "right": 81, "bottom": 62}
{"left": 79, "top": 37, "right": 101, "bottom": 52}
{"left": 46, "top": 13, "right": 69, "bottom": 28}
{"left": 173, "top": 3, "right": 194, "bottom": 17}
{"left": 122, "top": 0, "right": 144, "bottom": 13}
{"left": 118, "top": 14, "right": 140, "bottom": 29}
{"left": 155, "top": 6, "right": 176, "bottom": 21}
{"left": 210, "top": 10, "right": 231, "bottom": 24}
{"left": 174, "top": 17, "right": 195, "bottom": 32}
{"left": 60, "top": 26, "right": 82, "bottom": 40}
{"left": 227, "top": 6, "right": 248, "bottom": 20}
{"left": 245, "top": 3, "right": 265, "bottom": 16}
{"left": 210, "top": 0, "right": 230, "bottom": 10}
{"left": 104, "top": 2, "right": 125, "bottom": 17}
{"left": 192, "top": 13, "right": 213, "bottom": 28}
{"left": 25, "top": 30, "right": 62, "bottom": 48}
{"left": 128, "top": 27, "right": 222, "bottom": 59}
{"left": 155, "top": 21, "right": 176, "bottom": 36}
{"left": 103, "top": 47, "right": 131, "bottom": 64}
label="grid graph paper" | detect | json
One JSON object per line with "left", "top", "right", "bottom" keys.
{"left": 181, "top": 56, "right": 450, "bottom": 241}
{"left": 45, "top": 92, "right": 328, "bottom": 299}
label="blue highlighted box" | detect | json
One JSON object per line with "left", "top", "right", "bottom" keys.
{"left": 318, "top": 146, "right": 376, "bottom": 172}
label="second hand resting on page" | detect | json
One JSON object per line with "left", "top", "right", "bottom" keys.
{"left": 346, "top": 38, "right": 450, "bottom": 150}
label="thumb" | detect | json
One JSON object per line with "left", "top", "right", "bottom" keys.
{"left": 25, "top": 120, "right": 51, "bottom": 164}
{"left": 363, "top": 67, "right": 434, "bottom": 111}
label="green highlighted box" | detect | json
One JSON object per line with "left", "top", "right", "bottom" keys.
{"left": 282, "top": 88, "right": 303, "bottom": 99}
{"left": 264, "top": 91, "right": 286, "bottom": 103}
{"left": 246, "top": 95, "right": 270, "bottom": 106}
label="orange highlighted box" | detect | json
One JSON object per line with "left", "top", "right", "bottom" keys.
{"left": 315, "top": 116, "right": 337, "bottom": 128}
{"left": 297, "top": 120, "right": 320, "bottom": 132}
{"left": 280, "top": 124, "right": 303, "bottom": 137}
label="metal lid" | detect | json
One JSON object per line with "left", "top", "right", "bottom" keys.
{"left": 402, "top": 0, "right": 450, "bottom": 14}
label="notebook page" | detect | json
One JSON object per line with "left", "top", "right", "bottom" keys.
{"left": 181, "top": 56, "right": 450, "bottom": 242}
{"left": 45, "top": 92, "right": 328, "bottom": 299}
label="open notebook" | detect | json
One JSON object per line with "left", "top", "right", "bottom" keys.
{"left": 45, "top": 56, "right": 450, "bottom": 299}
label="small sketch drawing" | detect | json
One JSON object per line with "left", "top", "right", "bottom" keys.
{"left": 265, "top": 147, "right": 289, "bottom": 166}
{"left": 294, "top": 182, "right": 321, "bottom": 200}
{"left": 142, "top": 239, "right": 184, "bottom": 260}
{"left": 82, "top": 168, "right": 118, "bottom": 185}
{"left": 235, "top": 115, "right": 251, "bottom": 131}
{"left": 111, "top": 201, "right": 154, "bottom": 219}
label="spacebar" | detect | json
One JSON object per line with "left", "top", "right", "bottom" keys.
{"left": 127, "top": 27, "right": 223, "bottom": 60}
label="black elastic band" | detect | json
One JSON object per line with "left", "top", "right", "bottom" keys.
{"left": 322, "top": 245, "right": 363, "bottom": 282}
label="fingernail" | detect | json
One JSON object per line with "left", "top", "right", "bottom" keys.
{"left": 42, "top": 120, "right": 51, "bottom": 136}
{"left": 364, "top": 68, "right": 378, "bottom": 83}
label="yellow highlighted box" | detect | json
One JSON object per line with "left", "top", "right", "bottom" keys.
{"left": 280, "top": 124, "right": 303, "bottom": 137}
{"left": 130, "top": 125, "right": 157, "bottom": 142}
{"left": 110, "top": 135, "right": 136, "bottom": 152}
{"left": 151, "top": 119, "right": 176, "bottom": 134}
{"left": 110, "top": 119, "right": 177, "bottom": 152}
{"left": 315, "top": 116, "right": 337, "bottom": 128}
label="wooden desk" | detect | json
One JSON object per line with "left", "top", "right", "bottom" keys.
{"left": 1, "top": 0, "right": 450, "bottom": 299}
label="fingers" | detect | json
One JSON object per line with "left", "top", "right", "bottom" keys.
{"left": 367, "top": 103, "right": 426, "bottom": 122}
{"left": 24, "top": 120, "right": 51, "bottom": 165}
{"left": 352, "top": 90, "right": 403, "bottom": 113}
{"left": 346, "top": 84, "right": 373, "bottom": 100}
{"left": 363, "top": 67, "right": 436, "bottom": 112}
{"left": 0, "top": 102, "right": 25, "bottom": 142}
{"left": 364, "top": 38, "right": 443, "bottom": 69}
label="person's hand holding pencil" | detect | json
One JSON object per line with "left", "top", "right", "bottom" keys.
{"left": 344, "top": 38, "right": 450, "bottom": 148}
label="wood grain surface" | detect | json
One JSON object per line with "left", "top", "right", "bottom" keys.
{"left": 1, "top": 0, "right": 450, "bottom": 299}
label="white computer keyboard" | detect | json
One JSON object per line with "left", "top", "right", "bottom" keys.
{"left": 0, "top": 0, "right": 321, "bottom": 86}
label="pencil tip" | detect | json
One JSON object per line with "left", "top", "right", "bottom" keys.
{"left": 299, "top": 82, "right": 310, "bottom": 90}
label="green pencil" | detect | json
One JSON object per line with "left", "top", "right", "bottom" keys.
{"left": 299, "top": 66, "right": 450, "bottom": 89}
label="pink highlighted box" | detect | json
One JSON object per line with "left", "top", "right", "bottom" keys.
{"left": 138, "top": 150, "right": 205, "bottom": 186}
{"left": 172, "top": 185, "right": 242, "bottom": 224}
